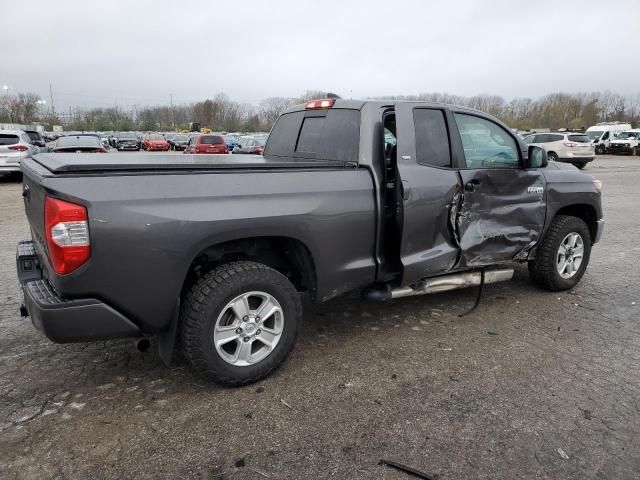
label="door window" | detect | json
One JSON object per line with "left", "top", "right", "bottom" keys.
{"left": 413, "top": 109, "right": 451, "bottom": 168}
{"left": 454, "top": 113, "right": 520, "bottom": 168}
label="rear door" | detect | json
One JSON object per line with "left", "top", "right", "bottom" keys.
{"left": 394, "top": 103, "right": 462, "bottom": 284}
{"left": 451, "top": 112, "right": 546, "bottom": 268}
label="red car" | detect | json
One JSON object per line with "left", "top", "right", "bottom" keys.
{"left": 143, "top": 134, "right": 170, "bottom": 151}
{"left": 184, "top": 134, "right": 229, "bottom": 154}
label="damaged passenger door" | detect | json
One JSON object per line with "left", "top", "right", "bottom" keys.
{"left": 451, "top": 112, "right": 546, "bottom": 268}
{"left": 394, "top": 104, "right": 462, "bottom": 284}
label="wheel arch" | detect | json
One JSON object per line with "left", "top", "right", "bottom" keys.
{"left": 554, "top": 204, "right": 598, "bottom": 243}
{"left": 181, "top": 236, "right": 318, "bottom": 302}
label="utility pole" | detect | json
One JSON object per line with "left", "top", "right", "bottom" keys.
{"left": 49, "top": 83, "right": 55, "bottom": 117}
{"left": 170, "top": 93, "right": 175, "bottom": 130}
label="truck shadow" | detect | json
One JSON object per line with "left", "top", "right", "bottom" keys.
{"left": 14, "top": 266, "right": 539, "bottom": 394}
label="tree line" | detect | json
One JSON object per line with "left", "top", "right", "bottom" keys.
{"left": 1, "top": 89, "right": 638, "bottom": 132}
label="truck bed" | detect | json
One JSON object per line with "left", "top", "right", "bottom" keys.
{"left": 32, "top": 153, "right": 351, "bottom": 174}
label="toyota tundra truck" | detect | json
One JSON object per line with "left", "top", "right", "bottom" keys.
{"left": 16, "top": 99, "right": 604, "bottom": 386}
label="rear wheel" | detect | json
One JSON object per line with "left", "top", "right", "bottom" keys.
{"left": 529, "top": 215, "right": 591, "bottom": 291}
{"left": 547, "top": 152, "right": 558, "bottom": 162}
{"left": 180, "top": 261, "right": 302, "bottom": 386}
{"left": 575, "top": 162, "right": 586, "bottom": 169}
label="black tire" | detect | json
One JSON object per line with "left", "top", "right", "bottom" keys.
{"left": 633, "top": 147, "right": 639, "bottom": 156}
{"left": 575, "top": 162, "right": 586, "bottom": 169}
{"left": 180, "top": 261, "right": 302, "bottom": 386}
{"left": 595, "top": 145, "right": 605, "bottom": 155}
{"left": 547, "top": 152, "right": 558, "bottom": 162}
{"left": 528, "top": 215, "right": 592, "bottom": 291}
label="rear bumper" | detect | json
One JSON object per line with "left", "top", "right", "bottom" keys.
{"left": 0, "top": 163, "right": 22, "bottom": 172}
{"left": 17, "top": 241, "right": 140, "bottom": 343}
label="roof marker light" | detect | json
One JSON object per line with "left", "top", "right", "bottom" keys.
{"left": 305, "top": 98, "right": 336, "bottom": 109}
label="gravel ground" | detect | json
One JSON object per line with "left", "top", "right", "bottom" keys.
{"left": 0, "top": 156, "right": 639, "bottom": 479}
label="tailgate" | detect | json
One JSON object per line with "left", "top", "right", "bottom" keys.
{"left": 21, "top": 163, "right": 49, "bottom": 267}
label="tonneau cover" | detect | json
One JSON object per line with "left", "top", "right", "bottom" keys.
{"left": 32, "top": 153, "right": 350, "bottom": 173}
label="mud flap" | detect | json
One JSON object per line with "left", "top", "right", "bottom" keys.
{"left": 158, "top": 299, "right": 180, "bottom": 366}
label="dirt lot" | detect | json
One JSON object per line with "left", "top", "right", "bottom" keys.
{"left": 1, "top": 156, "right": 639, "bottom": 479}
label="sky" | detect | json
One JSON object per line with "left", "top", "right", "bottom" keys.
{"left": 2, "top": 0, "right": 638, "bottom": 110}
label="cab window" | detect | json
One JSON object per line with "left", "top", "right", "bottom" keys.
{"left": 454, "top": 113, "right": 520, "bottom": 168}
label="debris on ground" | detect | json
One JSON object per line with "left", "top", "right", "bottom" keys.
{"left": 379, "top": 459, "right": 436, "bottom": 479}
{"left": 280, "top": 399, "right": 292, "bottom": 409}
{"left": 557, "top": 448, "right": 570, "bottom": 460}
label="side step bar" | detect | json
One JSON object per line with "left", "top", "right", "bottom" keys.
{"left": 364, "top": 268, "right": 514, "bottom": 301}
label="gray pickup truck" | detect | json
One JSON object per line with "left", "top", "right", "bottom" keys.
{"left": 16, "top": 99, "right": 604, "bottom": 385}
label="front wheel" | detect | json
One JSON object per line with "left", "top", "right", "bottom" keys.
{"left": 596, "top": 145, "right": 605, "bottom": 155}
{"left": 180, "top": 261, "right": 302, "bottom": 386}
{"left": 575, "top": 162, "right": 586, "bottom": 169}
{"left": 529, "top": 215, "right": 592, "bottom": 291}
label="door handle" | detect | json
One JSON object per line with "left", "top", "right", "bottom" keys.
{"left": 464, "top": 179, "right": 481, "bottom": 192}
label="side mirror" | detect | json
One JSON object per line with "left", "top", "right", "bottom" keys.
{"left": 527, "top": 145, "right": 548, "bottom": 168}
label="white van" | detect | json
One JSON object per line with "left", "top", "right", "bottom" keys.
{"left": 586, "top": 122, "right": 632, "bottom": 154}
{"left": 608, "top": 129, "right": 640, "bottom": 156}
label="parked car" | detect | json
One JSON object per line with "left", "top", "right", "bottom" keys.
{"left": 164, "top": 133, "right": 176, "bottom": 147}
{"left": 23, "top": 130, "right": 47, "bottom": 149}
{"left": 143, "top": 134, "right": 170, "bottom": 151}
{"left": 50, "top": 135, "right": 108, "bottom": 153}
{"left": 523, "top": 132, "right": 595, "bottom": 168}
{"left": 16, "top": 99, "right": 603, "bottom": 386}
{"left": 223, "top": 135, "right": 241, "bottom": 151}
{"left": 586, "top": 122, "right": 631, "bottom": 154}
{"left": 184, "top": 134, "right": 228, "bottom": 154}
{"left": 232, "top": 136, "right": 265, "bottom": 155}
{"left": 0, "top": 130, "right": 37, "bottom": 176}
{"left": 171, "top": 134, "right": 191, "bottom": 151}
{"left": 115, "top": 133, "right": 140, "bottom": 151}
{"left": 608, "top": 129, "right": 640, "bottom": 156}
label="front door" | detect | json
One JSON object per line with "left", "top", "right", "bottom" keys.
{"left": 451, "top": 112, "right": 547, "bottom": 268}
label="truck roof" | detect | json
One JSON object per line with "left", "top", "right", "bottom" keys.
{"left": 30, "top": 153, "right": 350, "bottom": 174}
{"left": 283, "top": 98, "right": 498, "bottom": 116}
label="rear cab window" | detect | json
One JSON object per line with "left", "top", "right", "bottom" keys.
{"left": 264, "top": 109, "right": 360, "bottom": 162}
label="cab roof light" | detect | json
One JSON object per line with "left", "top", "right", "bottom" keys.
{"left": 305, "top": 98, "right": 335, "bottom": 109}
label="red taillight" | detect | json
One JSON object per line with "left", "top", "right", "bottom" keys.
{"left": 305, "top": 98, "right": 335, "bottom": 109}
{"left": 9, "top": 145, "right": 29, "bottom": 151}
{"left": 563, "top": 142, "right": 578, "bottom": 147}
{"left": 256, "top": 146, "right": 264, "bottom": 154}
{"left": 44, "top": 196, "right": 90, "bottom": 275}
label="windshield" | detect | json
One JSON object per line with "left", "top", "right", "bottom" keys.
{"left": 149, "top": 134, "right": 164, "bottom": 140}
{"left": 616, "top": 131, "right": 639, "bottom": 139}
{"left": 118, "top": 133, "right": 136, "bottom": 139}
{"left": 586, "top": 131, "right": 603, "bottom": 140}
{"left": 175, "top": 135, "right": 189, "bottom": 141}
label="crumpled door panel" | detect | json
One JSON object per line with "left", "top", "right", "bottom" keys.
{"left": 455, "top": 169, "right": 546, "bottom": 268}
